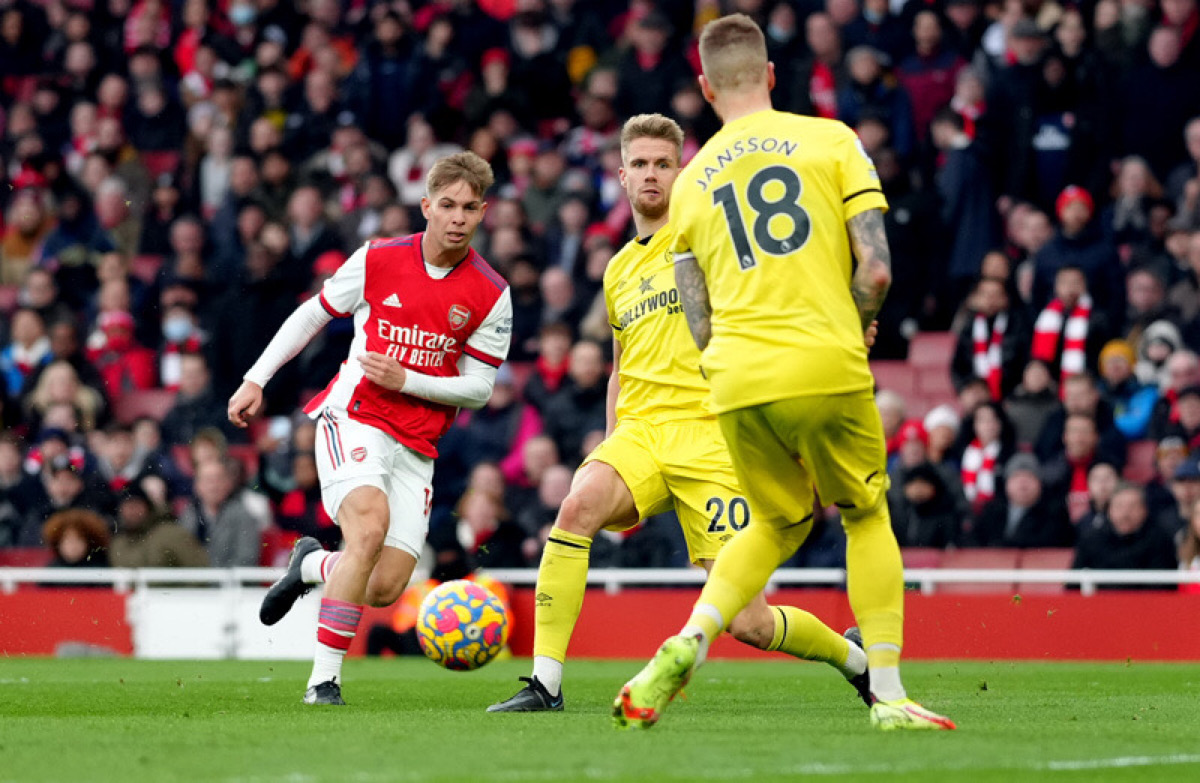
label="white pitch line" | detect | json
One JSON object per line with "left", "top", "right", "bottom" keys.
{"left": 217, "top": 753, "right": 1200, "bottom": 783}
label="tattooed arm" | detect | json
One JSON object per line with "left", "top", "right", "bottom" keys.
{"left": 846, "top": 208, "right": 893, "bottom": 333}
{"left": 674, "top": 253, "right": 713, "bottom": 351}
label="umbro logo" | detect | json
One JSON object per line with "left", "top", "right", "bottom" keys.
{"left": 535, "top": 591, "right": 553, "bottom": 606}
{"left": 383, "top": 294, "right": 403, "bottom": 308}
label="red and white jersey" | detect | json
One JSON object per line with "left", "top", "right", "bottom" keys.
{"left": 304, "top": 234, "right": 511, "bottom": 458}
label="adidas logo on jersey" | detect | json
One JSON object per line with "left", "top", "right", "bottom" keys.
{"left": 383, "top": 294, "right": 403, "bottom": 308}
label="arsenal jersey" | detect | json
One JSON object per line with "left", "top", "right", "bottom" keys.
{"left": 304, "top": 234, "right": 512, "bottom": 457}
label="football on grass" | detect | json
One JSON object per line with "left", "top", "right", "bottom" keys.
{"left": 416, "top": 579, "right": 509, "bottom": 670}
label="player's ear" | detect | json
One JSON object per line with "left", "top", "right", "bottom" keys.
{"left": 618, "top": 165, "right": 627, "bottom": 188}
{"left": 420, "top": 196, "right": 432, "bottom": 220}
{"left": 698, "top": 74, "right": 715, "bottom": 105}
{"left": 766, "top": 61, "right": 776, "bottom": 91}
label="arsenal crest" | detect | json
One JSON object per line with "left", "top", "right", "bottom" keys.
{"left": 448, "top": 304, "right": 471, "bottom": 330}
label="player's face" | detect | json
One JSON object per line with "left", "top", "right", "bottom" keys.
{"left": 619, "top": 137, "right": 679, "bottom": 221}
{"left": 421, "top": 179, "right": 488, "bottom": 255}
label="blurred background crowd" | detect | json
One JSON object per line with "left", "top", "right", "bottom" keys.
{"left": 1, "top": 0, "right": 1199, "bottom": 582}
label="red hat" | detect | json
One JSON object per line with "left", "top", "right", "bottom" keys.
{"left": 99, "top": 310, "right": 135, "bottom": 332}
{"left": 12, "top": 169, "right": 48, "bottom": 191}
{"left": 507, "top": 138, "right": 539, "bottom": 159}
{"left": 481, "top": 47, "right": 511, "bottom": 71}
{"left": 585, "top": 222, "right": 618, "bottom": 246}
{"left": 1055, "top": 185, "right": 1093, "bottom": 219}
{"left": 313, "top": 250, "right": 347, "bottom": 277}
{"left": 898, "top": 419, "right": 929, "bottom": 448}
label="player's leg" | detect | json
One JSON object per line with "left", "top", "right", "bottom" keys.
{"left": 305, "top": 482, "right": 390, "bottom": 704}
{"left": 260, "top": 412, "right": 385, "bottom": 625}
{"left": 281, "top": 412, "right": 395, "bottom": 704}
{"left": 364, "top": 546, "right": 419, "bottom": 607}
{"left": 614, "top": 408, "right": 813, "bottom": 728}
{"left": 678, "top": 406, "right": 816, "bottom": 657}
{"left": 708, "top": 566, "right": 870, "bottom": 706}
{"left": 658, "top": 420, "right": 867, "bottom": 699}
{"left": 795, "top": 391, "right": 954, "bottom": 730}
{"left": 363, "top": 446, "right": 433, "bottom": 609}
{"left": 490, "top": 439, "right": 665, "bottom": 712}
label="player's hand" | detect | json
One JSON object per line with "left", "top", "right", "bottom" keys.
{"left": 227, "top": 381, "right": 263, "bottom": 429}
{"left": 358, "top": 352, "right": 408, "bottom": 391}
{"left": 864, "top": 320, "right": 878, "bottom": 349}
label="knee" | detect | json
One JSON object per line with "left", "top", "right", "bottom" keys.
{"left": 342, "top": 494, "right": 389, "bottom": 559}
{"left": 365, "top": 576, "right": 405, "bottom": 608}
{"left": 839, "top": 491, "right": 888, "bottom": 528}
{"left": 730, "top": 607, "right": 775, "bottom": 651}
{"left": 555, "top": 491, "right": 604, "bottom": 538}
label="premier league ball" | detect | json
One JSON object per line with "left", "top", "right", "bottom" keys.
{"left": 416, "top": 579, "right": 509, "bottom": 671}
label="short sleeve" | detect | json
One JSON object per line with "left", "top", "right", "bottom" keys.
{"left": 603, "top": 270, "right": 619, "bottom": 332}
{"left": 319, "top": 244, "right": 368, "bottom": 317}
{"left": 840, "top": 130, "right": 889, "bottom": 221}
{"left": 463, "top": 288, "right": 513, "bottom": 368}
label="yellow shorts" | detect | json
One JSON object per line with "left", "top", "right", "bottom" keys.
{"left": 582, "top": 418, "right": 751, "bottom": 563}
{"left": 717, "top": 389, "right": 890, "bottom": 529}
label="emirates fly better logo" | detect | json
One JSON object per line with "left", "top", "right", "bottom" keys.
{"left": 448, "top": 304, "right": 471, "bottom": 330}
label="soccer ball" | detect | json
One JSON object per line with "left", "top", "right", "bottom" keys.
{"left": 415, "top": 579, "right": 509, "bottom": 671}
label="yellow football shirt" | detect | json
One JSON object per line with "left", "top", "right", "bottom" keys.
{"left": 604, "top": 222, "right": 712, "bottom": 424}
{"left": 671, "top": 109, "right": 888, "bottom": 413}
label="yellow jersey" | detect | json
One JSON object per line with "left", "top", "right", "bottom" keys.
{"left": 604, "top": 221, "right": 712, "bottom": 424}
{"left": 670, "top": 109, "right": 887, "bottom": 413}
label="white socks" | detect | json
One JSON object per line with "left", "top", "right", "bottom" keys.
{"left": 840, "top": 640, "right": 869, "bottom": 680}
{"left": 869, "top": 665, "right": 906, "bottom": 702}
{"left": 300, "top": 550, "right": 334, "bottom": 583}
{"left": 532, "top": 656, "right": 563, "bottom": 697}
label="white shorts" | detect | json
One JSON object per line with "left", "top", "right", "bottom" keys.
{"left": 313, "top": 408, "right": 434, "bottom": 559}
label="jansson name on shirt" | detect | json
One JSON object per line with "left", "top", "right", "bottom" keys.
{"left": 694, "top": 136, "right": 799, "bottom": 192}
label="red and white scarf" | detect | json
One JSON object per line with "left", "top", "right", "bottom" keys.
{"left": 972, "top": 312, "right": 1007, "bottom": 401}
{"left": 961, "top": 438, "right": 1001, "bottom": 511}
{"left": 1032, "top": 295, "right": 1091, "bottom": 393}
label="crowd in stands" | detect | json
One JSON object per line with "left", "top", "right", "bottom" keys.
{"left": 1, "top": 0, "right": 1199, "bottom": 583}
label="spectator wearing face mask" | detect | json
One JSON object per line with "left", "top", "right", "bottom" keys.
{"left": 157, "top": 304, "right": 205, "bottom": 392}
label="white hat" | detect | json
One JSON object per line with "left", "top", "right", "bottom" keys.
{"left": 923, "top": 404, "right": 961, "bottom": 435}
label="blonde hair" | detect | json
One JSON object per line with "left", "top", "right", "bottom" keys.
{"left": 698, "top": 13, "right": 769, "bottom": 93}
{"left": 426, "top": 151, "right": 495, "bottom": 200}
{"left": 27, "top": 360, "right": 102, "bottom": 431}
{"left": 620, "top": 114, "right": 685, "bottom": 163}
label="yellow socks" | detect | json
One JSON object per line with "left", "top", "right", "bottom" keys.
{"left": 531, "top": 527, "right": 592, "bottom": 664}
{"left": 685, "top": 516, "right": 813, "bottom": 644}
{"left": 843, "top": 500, "right": 906, "bottom": 699}
{"left": 766, "top": 606, "right": 853, "bottom": 672}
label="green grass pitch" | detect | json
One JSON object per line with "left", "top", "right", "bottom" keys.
{"left": 2, "top": 658, "right": 1198, "bottom": 782}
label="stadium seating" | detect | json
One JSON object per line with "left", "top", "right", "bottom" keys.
{"left": 1123, "top": 440, "right": 1158, "bottom": 484}
{"left": 130, "top": 255, "right": 164, "bottom": 285}
{"left": 1016, "top": 548, "right": 1076, "bottom": 595}
{"left": 900, "top": 547, "right": 944, "bottom": 569}
{"left": 871, "top": 360, "right": 915, "bottom": 396}
{"left": 0, "top": 548, "right": 52, "bottom": 567}
{"left": 140, "top": 151, "right": 181, "bottom": 181}
{"left": 113, "top": 389, "right": 177, "bottom": 424}
{"left": 937, "top": 549, "right": 1021, "bottom": 594}
{"left": 908, "top": 332, "right": 957, "bottom": 370}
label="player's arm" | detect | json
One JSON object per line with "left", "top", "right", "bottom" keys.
{"left": 361, "top": 288, "right": 513, "bottom": 410}
{"left": 846, "top": 208, "right": 892, "bottom": 333}
{"left": 674, "top": 251, "right": 713, "bottom": 351}
{"left": 606, "top": 337, "right": 622, "bottom": 437}
{"left": 229, "top": 246, "right": 368, "bottom": 427}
